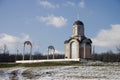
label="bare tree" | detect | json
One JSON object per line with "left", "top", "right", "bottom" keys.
{"left": 2, "top": 44, "right": 8, "bottom": 55}
{"left": 116, "top": 44, "right": 120, "bottom": 53}
{"left": 0, "top": 45, "right": 2, "bottom": 53}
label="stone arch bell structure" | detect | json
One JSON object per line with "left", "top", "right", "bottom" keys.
{"left": 48, "top": 45, "right": 55, "bottom": 59}
{"left": 23, "top": 41, "right": 32, "bottom": 60}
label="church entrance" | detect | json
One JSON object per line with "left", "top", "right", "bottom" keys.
{"left": 70, "top": 41, "right": 77, "bottom": 58}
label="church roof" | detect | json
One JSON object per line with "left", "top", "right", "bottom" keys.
{"left": 64, "top": 36, "right": 92, "bottom": 43}
{"left": 81, "top": 38, "right": 92, "bottom": 43}
{"left": 64, "top": 40, "right": 69, "bottom": 44}
{"left": 64, "top": 37, "right": 79, "bottom": 44}
{"left": 73, "top": 20, "right": 84, "bottom": 25}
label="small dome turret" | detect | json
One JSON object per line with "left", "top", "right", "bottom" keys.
{"left": 72, "top": 20, "right": 84, "bottom": 37}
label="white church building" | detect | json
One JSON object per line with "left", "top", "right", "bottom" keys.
{"left": 64, "top": 20, "right": 92, "bottom": 59}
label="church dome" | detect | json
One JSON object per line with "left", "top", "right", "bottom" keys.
{"left": 73, "top": 20, "right": 84, "bottom": 25}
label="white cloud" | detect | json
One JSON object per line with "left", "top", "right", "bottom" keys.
{"left": 55, "top": 50, "right": 64, "bottom": 54}
{"left": 39, "top": 0, "right": 59, "bottom": 8}
{"left": 37, "top": 14, "right": 67, "bottom": 27}
{"left": 0, "top": 33, "right": 30, "bottom": 52}
{"left": 44, "top": 49, "right": 64, "bottom": 55}
{"left": 65, "top": 1, "right": 75, "bottom": 6}
{"left": 92, "top": 24, "right": 120, "bottom": 48}
{"left": 79, "top": 0, "right": 85, "bottom": 8}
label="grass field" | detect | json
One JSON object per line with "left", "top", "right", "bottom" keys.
{"left": 0, "top": 61, "right": 81, "bottom": 68}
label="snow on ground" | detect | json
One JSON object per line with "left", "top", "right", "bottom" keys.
{"left": 28, "top": 66, "right": 120, "bottom": 80}
{"left": 0, "top": 67, "right": 28, "bottom": 80}
{"left": 0, "top": 64, "right": 120, "bottom": 80}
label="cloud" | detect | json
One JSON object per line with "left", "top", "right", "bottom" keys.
{"left": 44, "top": 49, "right": 64, "bottom": 55}
{"left": 37, "top": 14, "right": 67, "bottom": 27}
{"left": 0, "top": 33, "right": 30, "bottom": 52}
{"left": 92, "top": 24, "right": 120, "bottom": 48}
{"left": 79, "top": 0, "right": 85, "bottom": 8}
{"left": 39, "top": 0, "right": 59, "bottom": 8}
{"left": 55, "top": 50, "right": 64, "bottom": 54}
{"left": 64, "top": 1, "right": 75, "bottom": 6}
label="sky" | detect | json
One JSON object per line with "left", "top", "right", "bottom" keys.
{"left": 0, "top": 0, "right": 120, "bottom": 54}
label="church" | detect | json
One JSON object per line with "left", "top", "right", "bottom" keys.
{"left": 64, "top": 20, "right": 92, "bottom": 60}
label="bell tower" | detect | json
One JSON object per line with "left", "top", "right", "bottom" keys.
{"left": 72, "top": 20, "right": 84, "bottom": 37}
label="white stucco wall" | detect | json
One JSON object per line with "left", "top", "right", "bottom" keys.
{"left": 16, "top": 59, "right": 80, "bottom": 63}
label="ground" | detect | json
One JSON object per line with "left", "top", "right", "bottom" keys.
{"left": 0, "top": 62, "right": 120, "bottom": 80}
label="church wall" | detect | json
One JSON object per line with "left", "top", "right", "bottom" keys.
{"left": 65, "top": 43, "right": 70, "bottom": 58}
{"left": 86, "top": 44, "right": 92, "bottom": 59}
{"left": 80, "top": 47, "right": 84, "bottom": 58}
{"left": 65, "top": 41, "right": 92, "bottom": 59}
{"left": 79, "top": 43, "right": 92, "bottom": 59}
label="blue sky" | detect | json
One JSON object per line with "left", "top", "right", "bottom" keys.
{"left": 0, "top": 0, "right": 120, "bottom": 54}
